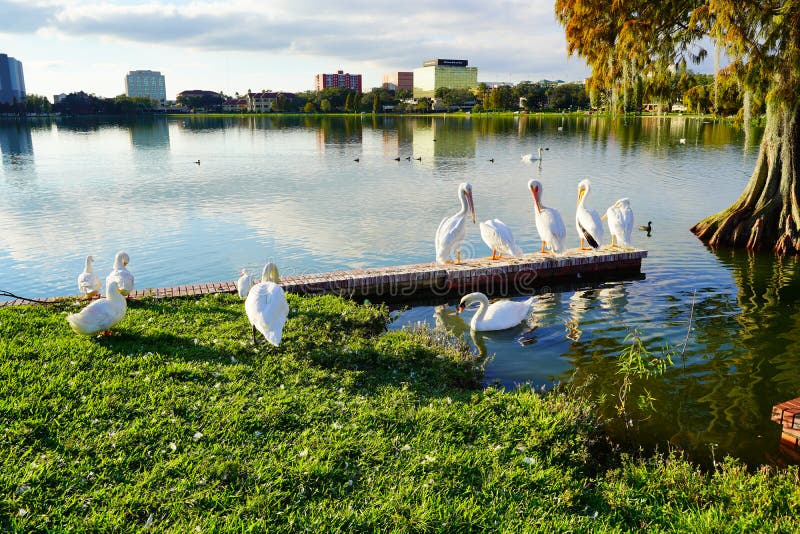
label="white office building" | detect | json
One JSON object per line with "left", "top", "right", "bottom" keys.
{"left": 125, "top": 70, "right": 166, "bottom": 102}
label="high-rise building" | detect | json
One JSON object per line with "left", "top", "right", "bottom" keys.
{"left": 382, "top": 72, "right": 413, "bottom": 92}
{"left": 315, "top": 70, "right": 362, "bottom": 92}
{"left": 0, "top": 53, "right": 26, "bottom": 105}
{"left": 125, "top": 70, "right": 166, "bottom": 102}
{"left": 413, "top": 59, "right": 478, "bottom": 99}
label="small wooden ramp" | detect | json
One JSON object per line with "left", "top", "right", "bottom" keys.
{"left": 772, "top": 398, "right": 800, "bottom": 456}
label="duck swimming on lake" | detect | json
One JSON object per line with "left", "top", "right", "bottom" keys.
{"left": 458, "top": 292, "right": 535, "bottom": 331}
{"left": 639, "top": 221, "right": 652, "bottom": 232}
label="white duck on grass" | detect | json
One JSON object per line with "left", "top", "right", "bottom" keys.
{"left": 245, "top": 262, "right": 290, "bottom": 346}
{"left": 457, "top": 292, "right": 535, "bottom": 331}
{"left": 67, "top": 280, "right": 127, "bottom": 335}
{"left": 106, "top": 251, "right": 134, "bottom": 296}
{"left": 77, "top": 255, "right": 102, "bottom": 298}
{"left": 435, "top": 182, "right": 476, "bottom": 264}
{"left": 479, "top": 219, "right": 522, "bottom": 260}
{"left": 237, "top": 268, "right": 257, "bottom": 299}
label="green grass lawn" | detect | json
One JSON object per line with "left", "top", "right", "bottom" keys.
{"left": 1, "top": 294, "right": 798, "bottom": 532}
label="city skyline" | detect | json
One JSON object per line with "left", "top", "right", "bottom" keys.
{"left": 2, "top": 0, "right": 597, "bottom": 99}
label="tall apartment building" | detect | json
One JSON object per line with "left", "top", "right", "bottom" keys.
{"left": 413, "top": 59, "right": 478, "bottom": 99}
{"left": 0, "top": 53, "right": 26, "bottom": 104}
{"left": 125, "top": 70, "right": 166, "bottom": 102}
{"left": 315, "top": 70, "right": 362, "bottom": 92}
{"left": 382, "top": 71, "right": 413, "bottom": 92}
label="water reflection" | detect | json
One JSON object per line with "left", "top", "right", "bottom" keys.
{"left": 129, "top": 118, "right": 170, "bottom": 149}
{"left": 0, "top": 122, "right": 33, "bottom": 169}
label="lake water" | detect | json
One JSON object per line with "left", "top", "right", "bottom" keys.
{"left": 2, "top": 114, "right": 797, "bottom": 467}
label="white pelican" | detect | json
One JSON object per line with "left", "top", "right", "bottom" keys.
{"left": 77, "top": 255, "right": 102, "bottom": 298}
{"left": 575, "top": 179, "right": 604, "bottom": 250}
{"left": 457, "top": 292, "right": 535, "bottom": 331}
{"left": 521, "top": 147, "right": 543, "bottom": 162}
{"left": 435, "top": 182, "right": 476, "bottom": 264}
{"left": 603, "top": 198, "right": 634, "bottom": 247}
{"left": 106, "top": 251, "right": 135, "bottom": 296}
{"left": 67, "top": 280, "right": 127, "bottom": 335}
{"left": 237, "top": 268, "right": 256, "bottom": 299}
{"left": 528, "top": 179, "right": 566, "bottom": 254}
{"left": 479, "top": 219, "right": 522, "bottom": 260}
{"left": 245, "top": 262, "right": 290, "bottom": 346}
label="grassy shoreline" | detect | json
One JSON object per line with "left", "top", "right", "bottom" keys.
{"left": 1, "top": 294, "right": 798, "bottom": 531}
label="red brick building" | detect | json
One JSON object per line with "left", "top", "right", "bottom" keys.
{"left": 315, "top": 70, "right": 362, "bottom": 92}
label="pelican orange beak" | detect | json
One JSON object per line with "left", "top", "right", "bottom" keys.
{"left": 467, "top": 189, "right": 476, "bottom": 223}
{"left": 530, "top": 185, "right": 541, "bottom": 213}
{"left": 577, "top": 187, "right": 586, "bottom": 208}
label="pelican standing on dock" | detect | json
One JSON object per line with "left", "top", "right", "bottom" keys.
{"left": 603, "top": 198, "right": 634, "bottom": 247}
{"left": 457, "top": 292, "right": 535, "bottom": 331}
{"left": 435, "top": 182, "right": 476, "bottom": 264}
{"left": 245, "top": 262, "right": 290, "bottom": 346}
{"left": 528, "top": 179, "right": 566, "bottom": 254}
{"left": 77, "top": 255, "right": 102, "bottom": 298}
{"left": 575, "top": 179, "right": 604, "bottom": 250}
{"left": 479, "top": 219, "right": 522, "bottom": 259}
{"left": 106, "top": 251, "right": 134, "bottom": 296}
{"left": 66, "top": 280, "right": 127, "bottom": 335}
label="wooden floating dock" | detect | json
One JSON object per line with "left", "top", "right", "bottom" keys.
{"left": 771, "top": 397, "right": 800, "bottom": 452}
{"left": 0, "top": 248, "right": 647, "bottom": 306}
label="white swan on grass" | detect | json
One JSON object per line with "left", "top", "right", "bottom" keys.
{"left": 479, "top": 219, "right": 522, "bottom": 260}
{"left": 77, "top": 255, "right": 102, "bottom": 298}
{"left": 457, "top": 292, "right": 535, "bottom": 331}
{"left": 106, "top": 251, "right": 134, "bottom": 296}
{"left": 245, "top": 262, "right": 290, "bottom": 346}
{"left": 67, "top": 280, "right": 127, "bottom": 335}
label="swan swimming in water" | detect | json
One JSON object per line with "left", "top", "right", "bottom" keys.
{"left": 521, "top": 147, "right": 543, "bottom": 163}
{"left": 67, "top": 280, "right": 127, "bottom": 335}
{"left": 435, "top": 182, "right": 476, "bottom": 264}
{"left": 245, "top": 262, "right": 290, "bottom": 346}
{"left": 457, "top": 292, "right": 535, "bottom": 331}
{"left": 77, "top": 255, "right": 102, "bottom": 298}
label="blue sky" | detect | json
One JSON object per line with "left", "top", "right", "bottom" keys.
{"left": 2, "top": 0, "right": 597, "bottom": 99}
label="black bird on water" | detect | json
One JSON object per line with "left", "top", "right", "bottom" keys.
{"left": 405, "top": 156, "right": 411, "bottom": 161}
{"left": 489, "top": 158, "right": 494, "bottom": 163}
{"left": 638, "top": 221, "right": 653, "bottom": 237}
{"left": 195, "top": 160, "right": 200, "bottom": 165}
{"left": 394, "top": 156, "right": 401, "bottom": 161}
{"left": 415, "top": 156, "right": 422, "bottom": 161}
{"left": 354, "top": 158, "right": 360, "bottom": 162}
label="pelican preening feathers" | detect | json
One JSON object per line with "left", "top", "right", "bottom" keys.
{"left": 604, "top": 198, "right": 634, "bottom": 247}
{"left": 528, "top": 179, "right": 567, "bottom": 254}
{"left": 435, "top": 182, "right": 476, "bottom": 264}
{"left": 479, "top": 219, "right": 522, "bottom": 260}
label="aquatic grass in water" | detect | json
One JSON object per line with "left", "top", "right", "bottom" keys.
{"left": 1, "top": 294, "right": 799, "bottom": 531}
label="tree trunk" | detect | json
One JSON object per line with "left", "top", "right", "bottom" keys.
{"left": 691, "top": 101, "right": 800, "bottom": 255}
